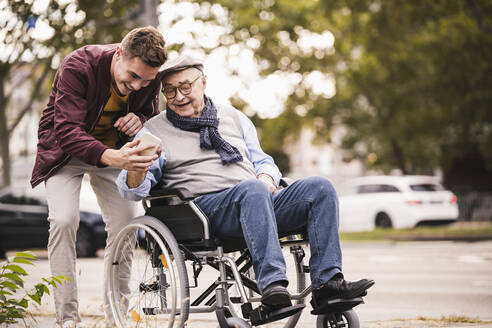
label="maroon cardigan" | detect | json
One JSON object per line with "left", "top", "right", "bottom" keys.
{"left": 30, "top": 44, "right": 160, "bottom": 187}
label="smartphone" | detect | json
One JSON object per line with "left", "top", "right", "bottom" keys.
{"left": 138, "top": 132, "right": 162, "bottom": 156}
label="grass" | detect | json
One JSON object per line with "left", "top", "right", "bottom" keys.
{"left": 421, "top": 315, "right": 488, "bottom": 323}
{"left": 340, "top": 222, "right": 492, "bottom": 241}
{"left": 371, "top": 315, "right": 492, "bottom": 327}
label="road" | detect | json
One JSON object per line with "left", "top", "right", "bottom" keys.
{"left": 8, "top": 240, "right": 492, "bottom": 327}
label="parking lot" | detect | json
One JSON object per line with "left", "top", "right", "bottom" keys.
{"left": 6, "top": 240, "right": 491, "bottom": 327}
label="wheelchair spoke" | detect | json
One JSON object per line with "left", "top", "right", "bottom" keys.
{"left": 106, "top": 217, "right": 189, "bottom": 327}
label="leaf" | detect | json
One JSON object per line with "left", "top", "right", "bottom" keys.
{"left": 18, "top": 299, "right": 28, "bottom": 308}
{"left": 35, "top": 283, "right": 47, "bottom": 297}
{"left": 14, "top": 252, "right": 36, "bottom": 260}
{"left": 3, "top": 264, "right": 27, "bottom": 275}
{"left": 57, "top": 275, "right": 72, "bottom": 282}
{"left": 0, "top": 290, "right": 13, "bottom": 296}
{"left": 12, "top": 258, "right": 33, "bottom": 266}
{"left": 0, "top": 273, "right": 24, "bottom": 284}
{"left": 0, "top": 281, "right": 18, "bottom": 291}
{"left": 4, "top": 279, "right": 23, "bottom": 288}
{"left": 42, "top": 277, "right": 55, "bottom": 287}
{"left": 28, "top": 293, "right": 41, "bottom": 305}
{"left": 10, "top": 308, "right": 26, "bottom": 318}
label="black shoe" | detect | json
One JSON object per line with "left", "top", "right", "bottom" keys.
{"left": 311, "top": 277, "right": 375, "bottom": 309}
{"left": 261, "top": 282, "right": 292, "bottom": 308}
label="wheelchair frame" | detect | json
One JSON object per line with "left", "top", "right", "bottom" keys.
{"left": 105, "top": 188, "right": 363, "bottom": 328}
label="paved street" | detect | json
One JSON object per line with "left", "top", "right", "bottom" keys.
{"left": 7, "top": 240, "right": 492, "bottom": 327}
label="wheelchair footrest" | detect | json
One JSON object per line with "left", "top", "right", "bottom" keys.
{"left": 310, "top": 297, "right": 364, "bottom": 315}
{"left": 250, "top": 304, "right": 305, "bottom": 326}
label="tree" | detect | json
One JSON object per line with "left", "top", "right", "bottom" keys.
{"left": 189, "top": 0, "right": 492, "bottom": 190}
{"left": 0, "top": 0, "right": 79, "bottom": 187}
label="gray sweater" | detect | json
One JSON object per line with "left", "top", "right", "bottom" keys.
{"left": 144, "top": 104, "right": 257, "bottom": 197}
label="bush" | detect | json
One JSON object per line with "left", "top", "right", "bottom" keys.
{"left": 0, "top": 251, "right": 70, "bottom": 325}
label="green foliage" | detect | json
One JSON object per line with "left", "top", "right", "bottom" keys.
{"left": 0, "top": 252, "right": 70, "bottom": 325}
{"left": 2, "top": 0, "right": 141, "bottom": 65}
{"left": 328, "top": 1, "right": 492, "bottom": 176}
{"left": 190, "top": 0, "right": 492, "bottom": 188}
{"left": 340, "top": 222, "right": 492, "bottom": 242}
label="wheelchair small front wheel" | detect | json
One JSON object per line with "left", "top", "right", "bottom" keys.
{"left": 106, "top": 216, "right": 189, "bottom": 328}
{"left": 316, "top": 309, "right": 360, "bottom": 328}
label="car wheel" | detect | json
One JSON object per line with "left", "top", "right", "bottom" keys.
{"left": 375, "top": 212, "right": 393, "bottom": 228}
{"left": 76, "top": 224, "right": 97, "bottom": 258}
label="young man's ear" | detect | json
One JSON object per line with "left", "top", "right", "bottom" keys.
{"left": 114, "top": 47, "right": 122, "bottom": 59}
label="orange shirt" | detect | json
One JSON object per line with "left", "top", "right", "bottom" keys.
{"left": 91, "top": 84, "right": 127, "bottom": 148}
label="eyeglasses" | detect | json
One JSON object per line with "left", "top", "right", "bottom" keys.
{"left": 161, "top": 74, "right": 202, "bottom": 99}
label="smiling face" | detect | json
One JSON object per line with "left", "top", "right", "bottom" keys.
{"left": 111, "top": 47, "right": 160, "bottom": 96}
{"left": 162, "top": 67, "right": 206, "bottom": 117}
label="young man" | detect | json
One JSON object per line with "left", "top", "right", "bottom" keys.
{"left": 30, "top": 26, "right": 167, "bottom": 327}
{"left": 117, "top": 55, "right": 374, "bottom": 317}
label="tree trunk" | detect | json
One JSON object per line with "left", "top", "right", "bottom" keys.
{"left": 391, "top": 139, "right": 407, "bottom": 175}
{"left": 0, "top": 70, "right": 11, "bottom": 187}
{"left": 8, "top": 63, "right": 51, "bottom": 136}
{"left": 137, "top": 0, "right": 159, "bottom": 27}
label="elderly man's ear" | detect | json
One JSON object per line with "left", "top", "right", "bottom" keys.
{"left": 199, "top": 74, "right": 207, "bottom": 89}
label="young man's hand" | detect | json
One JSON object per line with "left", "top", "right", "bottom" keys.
{"left": 100, "top": 140, "right": 157, "bottom": 171}
{"left": 114, "top": 113, "right": 142, "bottom": 137}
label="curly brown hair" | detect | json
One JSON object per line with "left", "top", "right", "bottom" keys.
{"left": 121, "top": 26, "right": 167, "bottom": 67}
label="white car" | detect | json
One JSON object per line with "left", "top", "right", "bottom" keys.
{"left": 337, "top": 175, "right": 459, "bottom": 232}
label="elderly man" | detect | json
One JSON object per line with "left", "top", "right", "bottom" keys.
{"left": 116, "top": 55, "right": 374, "bottom": 315}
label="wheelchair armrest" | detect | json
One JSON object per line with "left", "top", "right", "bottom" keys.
{"left": 279, "top": 177, "right": 294, "bottom": 188}
{"left": 148, "top": 187, "right": 195, "bottom": 201}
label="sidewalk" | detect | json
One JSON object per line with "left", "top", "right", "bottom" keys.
{"left": 5, "top": 239, "right": 492, "bottom": 327}
{"left": 23, "top": 314, "right": 492, "bottom": 328}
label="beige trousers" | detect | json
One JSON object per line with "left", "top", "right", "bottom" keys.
{"left": 45, "top": 158, "right": 137, "bottom": 325}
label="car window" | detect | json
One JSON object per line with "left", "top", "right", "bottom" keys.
{"left": 0, "top": 194, "right": 43, "bottom": 205}
{"left": 357, "top": 184, "right": 400, "bottom": 193}
{"left": 409, "top": 184, "right": 443, "bottom": 191}
{"left": 338, "top": 185, "right": 357, "bottom": 196}
{"left": 380, "top": 184, "right": 400, "bottom": 192}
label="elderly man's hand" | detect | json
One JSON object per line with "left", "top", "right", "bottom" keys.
{"left": 258, "top": 173, "right": 276, "bottom": 194}
{"left": 114, "top": 113, "right": 142, "bottom": 137}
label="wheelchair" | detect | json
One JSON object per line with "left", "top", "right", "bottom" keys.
{"left": 105, "top": 182, "right": 366, "bottom": 328}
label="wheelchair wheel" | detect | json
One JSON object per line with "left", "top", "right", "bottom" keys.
{"left": 106, "top": 216, "right": 189, "bottom": 327}
{"left": 316, "top": 309, "right": 360, "bottom": 328}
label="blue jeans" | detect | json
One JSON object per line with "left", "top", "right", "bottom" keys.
{"left": 195, "top": 176, "right": 342, "bottom": 292}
